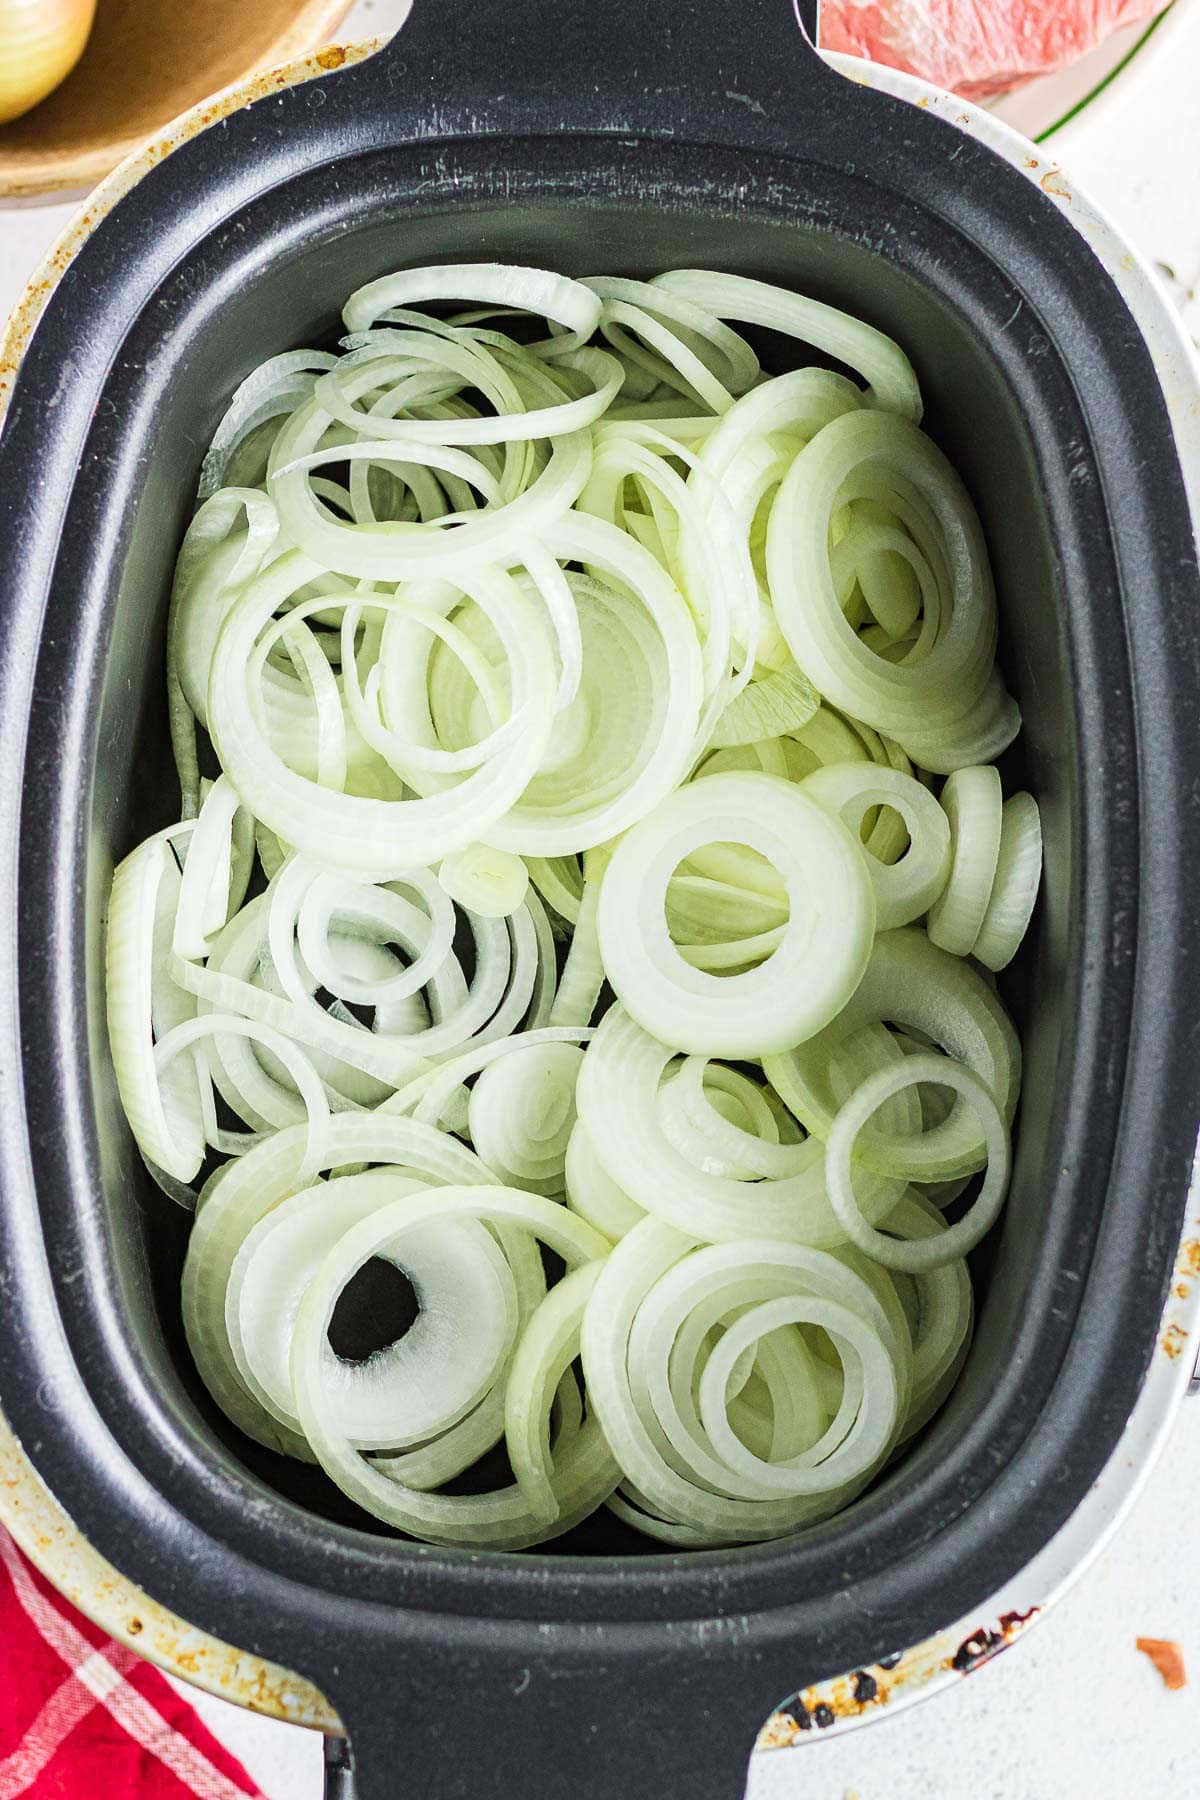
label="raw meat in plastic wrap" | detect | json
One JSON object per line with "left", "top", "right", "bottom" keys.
{"left": 822, "top": 0, "right": 1169, "bottom": 99}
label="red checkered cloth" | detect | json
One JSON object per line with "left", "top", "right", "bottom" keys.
{"left": 0, "top": 1530, "right": 264, "bottom": 1799}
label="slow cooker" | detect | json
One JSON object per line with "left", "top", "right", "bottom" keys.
{"left": 0, "top": 3, "right": 1198, "bottom": 1795}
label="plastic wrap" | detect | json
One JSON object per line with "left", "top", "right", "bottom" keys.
{"left": 823, "top": 0, "right": 1168, "bottom": 99}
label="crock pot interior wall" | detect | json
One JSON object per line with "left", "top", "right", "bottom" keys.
{"left": 89, "top": 159, "right": 1069, "bottom": 1552}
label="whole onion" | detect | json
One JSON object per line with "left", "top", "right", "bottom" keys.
{"left": 0, "top": 0, "right": 96, "bottom": 126}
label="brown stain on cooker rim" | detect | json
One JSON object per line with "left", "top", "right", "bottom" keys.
{"left": 1040, "top": 169, "right": 1072, "bottom": 201}
{"left": 948, "top": 1608, "right": 1038, "bottom": 1673}
{"left": 757, "top": 1609, "right": 1040, "bottom": 1748}
{"left": 1, "top": 1449, "right": 340, "bottom": 1728}
{"left": 1157, "top": 1238, "right": 1200, "bottom": 1355}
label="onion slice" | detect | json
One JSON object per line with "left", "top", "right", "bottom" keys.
{"left": 597, "top": 771, "right": 875, "bottom": 1057}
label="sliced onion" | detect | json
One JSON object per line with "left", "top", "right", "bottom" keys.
{"left": 525, "top": 854, "right": 584, "bottom": 927}
{"left": 172, "top": 775, "right": 254, "bottom": 960}
{"left": 799, "top": 761, "right": 951, "bottom": 930}
{"left": 597, "top": 771, "right": 875, "bottom": 1057}
{"left": 580, "top": 1218, "right": 904, "bottom": 1544}
{"left": 765, "top": 927, "right": 1020, "bottom": 1180}
{"left": 208, "top": 554, "right": 558, "bottom": 871}
{"left": 707, "top": 667, "right": 819, "bottom": 749}
{"left": 576, "top": 1007, "right": 903, "bottom": 1245}
{"left": 882, "top": 1191, "right": 973, "bottom": 1440}
{"left": 289, "top": 1185, "right": 616, "bottom": 1548}
{"left": 972, "top": 792, "right": 1042, "bottom": 971}
{"left": 826, "top": 1053, "right": 1011, "bottom": 1271}
{"left": 564, "top": 1120, "right": 647, "bottom": 1242}
{"left": 652, "top": 270, "right": 922, "bottom": 420}
{"left": 343, "top": 264, "right": 603, "bottom": 342}
{"left": 505, "top": 1261, "right": 605, "bottom": 1521}
{"left": 106, "top": 829, "right": 201, "bottom": 1180}
{"left": 230, "top": 1170, "right": 517, "bottom": 1449}
{"left": 380, "top": 1028, "right": 587, "bottom": 1128}
{"left": 548, "top": 865, "right": 605, "bottom": 1026}
{"left": 181, "top": 1112, "right": 493, "bottom": 1456}
{"left": 584, "top": 275, "right": 759, "bottom": 411}
{"left": 486, "top": 519, "right": 705, "bottom": 853}
{"left": 153, "top": 1011, "right": 330, "bottom": 1185}
{"left": 926, "top": 765, "right": 1003, "bottom": 957}
{"left": 439, "top": 843, "right": 529, "bottom": 917}
{"left": 107, "top": 257, "right": 1035, "bottom": 1555}
{"left": 765, "top": 409, "right": 1007, "bottom": 766}
{"left": 467, "top": 1042, "right": 584, "bottom": 1195}
{"left": 199, "top": 351, "right": 338, "bottom": 500}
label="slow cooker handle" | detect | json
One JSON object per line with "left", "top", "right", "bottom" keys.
{"left": 327, "top": 1631, "right": 782, "bottom": 1800}
{"left": 343, "top": 0, "right": 836, "bottom": 144}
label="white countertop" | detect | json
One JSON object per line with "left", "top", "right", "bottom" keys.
{"left": 3, "top": 2, "right": 1199, "bottom": 1794}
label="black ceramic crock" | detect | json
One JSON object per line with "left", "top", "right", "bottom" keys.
{"left": 0, "top": 2, "right": 1198, "bottom": 1796}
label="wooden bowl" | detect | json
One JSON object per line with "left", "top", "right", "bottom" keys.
{"left": 0, "top": 0, "right": 354, "bottom": 198}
